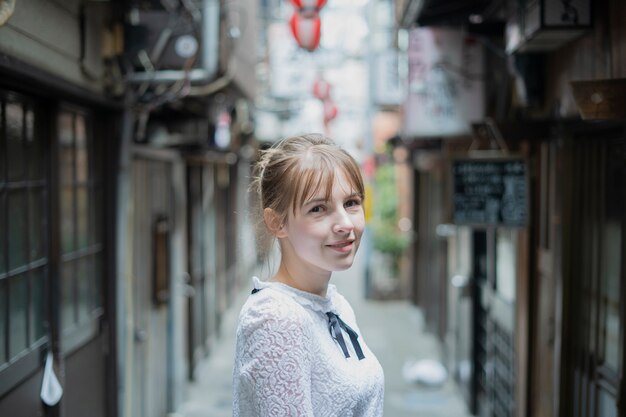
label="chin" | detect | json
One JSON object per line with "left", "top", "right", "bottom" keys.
{"left": 333, "top": 259, "right": 355, "bottom": 271}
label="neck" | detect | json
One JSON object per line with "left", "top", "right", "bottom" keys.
{"left": 273, "top": 262, "right": 331, "bottom": 297}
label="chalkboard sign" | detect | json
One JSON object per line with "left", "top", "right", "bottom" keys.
{"left": 452, "top": 158, "right": 527, "bottom": 226}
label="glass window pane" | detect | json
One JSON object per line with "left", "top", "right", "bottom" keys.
{"left": 601, "top": 228, "right": 622, "bottom": 372}
{"left": 89, "top": 129, "right": 102, "bottom": 182}
{"left": 29, "top": 189, "right": 45, "bottom": 262}
{"left": 6, "top": 101, "right": 24, "bottom": 181}
{"left": 75, "top": 114, "right": 88, "bottom": 183}
{"left": 30, "top": 267, "right": 46, "bottom": 342}
{"left": 0, "top": 101, "right": 5, "bottom": 185}
{"left": 602, "top": 222, "right": 620, "bottom": 370}
{"left": 94, "top": 253, "right": 103, "bottom": 310}
{"left": 602, "top": 142, "right": 622, "bottom": 371}
{"left": 584, "top": 284, "right": 598, "bottom": 353}
{"left": 61, "top": 186, "right": 74, "bottom": 253}
{"left": 25, "top": 108, "right": 44, "bottom": 181}
{"left": 8, "top": 273, "right": 28, "bottom": 359}
{"left": 25, "top": 106, "right": 34, "bottom": 144}
{"left": 59, "top": 112, "right": 74, "bottom": 185}
{"left": 8, "top": 190, "right": 27, "bottom": 270}
{"left": 77, "top": 256, "right": 91, "bottom": 323}
{"left": 61, "top": 261, "right": 76, "bottom": 331}
{"left": 77, "top": 186, "right": 88, "bottom": 249}
{"left": 0, "top": 280, "right": 6, "bottom": 364}
{"left": 598, "top": 388, "right": 617, "bottom": 417}
{"left": 0, "top": 199, "right": 6, "bottom": 273}
{"left": 91, "top": 187, "right": 103, "bottom": 246}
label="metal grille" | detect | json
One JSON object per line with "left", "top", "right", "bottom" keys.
{"left": 490, "top": 321, "right": 515, "bottom": 417}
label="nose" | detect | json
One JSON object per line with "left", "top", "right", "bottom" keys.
{"left": 333, "top": 208, "right": 354, "bottom": 234}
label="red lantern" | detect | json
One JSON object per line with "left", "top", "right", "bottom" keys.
{"left": 312, "top": 78, "right": 331, "bottom": 100}
{"left": 289, "top": 0, "right": 327, "bottom": 11}
{"left": 290, "top": 11, "right": 321, "bottom": 52}
{"left": 323, "top": 100, "right": 338, "bottom": 123}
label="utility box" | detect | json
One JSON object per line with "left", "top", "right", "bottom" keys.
{"left": 506, "top": 0, "right": 591, "bottom": 53}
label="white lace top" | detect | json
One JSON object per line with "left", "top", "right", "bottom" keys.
{"left": 233, "top": 277, "right": 385, "bottom": 417}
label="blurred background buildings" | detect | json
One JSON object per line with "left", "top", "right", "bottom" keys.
{"left": 0, "top": 0, "right": 624, "bottom": 416}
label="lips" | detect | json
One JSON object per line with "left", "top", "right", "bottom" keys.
{"left": 327, "top": 239, "right": 355, "bottom": 253}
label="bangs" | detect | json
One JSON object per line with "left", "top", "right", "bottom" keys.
{"left": 289, "top": 150, "right": 364, "bottom": 215}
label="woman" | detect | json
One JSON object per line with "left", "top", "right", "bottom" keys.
{"left": 232, "top": 134, "right": 384, "bottom": 416}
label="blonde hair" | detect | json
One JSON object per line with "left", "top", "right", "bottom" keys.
{"left": 251, "top": 133, "right": 364, "bottom": 253}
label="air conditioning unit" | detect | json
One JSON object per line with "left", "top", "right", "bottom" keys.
{"left": 505, "top": 0, "right": 591, "bottom": 54}
{"left": 125, "top": 0, "right": 220, "bottom": 83}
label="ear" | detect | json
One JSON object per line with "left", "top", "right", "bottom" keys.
{"left": 263, "top": 208, "right": 287, "bottom": 238}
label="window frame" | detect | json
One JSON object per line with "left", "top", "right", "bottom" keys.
{"left": 0, "top": 90, "right": 52, "bottom": 397}
{"left": 0, "top": 92, "right": 110, "bottom": 396}
{"left": 56, "top": 104, "right": 106, "bottom": 355}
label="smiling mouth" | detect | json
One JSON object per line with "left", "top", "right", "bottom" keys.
{"left": 327, "top": 240, "right": 355, "bottom": 253}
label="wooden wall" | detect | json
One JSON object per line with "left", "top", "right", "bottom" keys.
{"left": 545, "top": 0, "right": 626, "bottom": 117}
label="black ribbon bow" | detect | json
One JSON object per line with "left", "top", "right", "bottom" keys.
{"left": 326, "top": 312, "right": 365, "bottom": 360}
{"left": 251, "top": 287, "right": 365, "bottom": 360}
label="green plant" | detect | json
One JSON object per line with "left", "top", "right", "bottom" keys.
{"left": 371, "top": 163, "right": 409, "bottom": 259}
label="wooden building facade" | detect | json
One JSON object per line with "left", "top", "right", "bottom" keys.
{"left": 397, "top": 0, "right": 626, "bottom": 416}
{"left": 0, "top": 1, "right": 258, "bottom": 416}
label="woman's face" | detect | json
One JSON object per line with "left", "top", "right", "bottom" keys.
{"left": 279, "top": 169, "right": 365, "bottom": 275}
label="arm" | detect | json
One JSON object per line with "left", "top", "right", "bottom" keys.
{"left": 235, "top": 304, "right": 314, "bottom": 416}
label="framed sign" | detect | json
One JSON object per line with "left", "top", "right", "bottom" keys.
{"left": 452, "top": 158, "right": 528, "bottom": 226}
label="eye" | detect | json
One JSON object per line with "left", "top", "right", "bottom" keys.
{"left": 345, "top": 198, "right": 362, "bottom": 208}
{"left": 309, "top": 205, "right": 325, "bottom": 213}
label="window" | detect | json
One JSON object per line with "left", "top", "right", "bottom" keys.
{"left": 0, "top": 93, "right": 48, "bottom": 372}
{"left": 0, "top": 86, "right": 109, "bottom": 405}
{"left": 58, "top": 108, "right": 104, "bottom": 353}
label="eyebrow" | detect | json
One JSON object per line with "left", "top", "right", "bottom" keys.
{"left": 303, "top": 192, "right": 362, "bottom": 206}
{"left": 303, "top": 197, "right": 327, "bottom": 206}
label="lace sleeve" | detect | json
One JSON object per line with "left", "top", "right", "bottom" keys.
{"left": 234, "top": 298, "right": 315, "bottom": 417}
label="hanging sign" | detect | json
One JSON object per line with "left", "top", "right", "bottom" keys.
{"left": 452, "top": 158, "right": 528, "bottom": 226}
{"left": 404, "top": 28, "right": 485, "bottom": 138}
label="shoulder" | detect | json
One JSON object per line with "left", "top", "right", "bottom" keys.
{"left": 237, "top": 287, "right": 314, "bottom": 337}
{"left": 235, "top": 288, "right": 316, "bottom": 368}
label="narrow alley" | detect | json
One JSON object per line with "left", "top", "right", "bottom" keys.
{"left": 2, "top": 1, "right": 625, "bottom": 417}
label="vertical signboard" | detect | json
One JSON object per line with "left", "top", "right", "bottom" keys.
{"left": 373, "top": 50, "right": 405, "bottom": 106}
{"left": 403, "top": 28, "right": 484, "bottom": 138}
